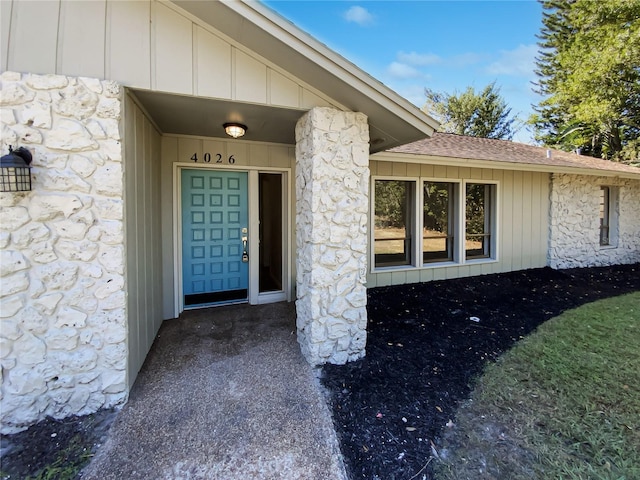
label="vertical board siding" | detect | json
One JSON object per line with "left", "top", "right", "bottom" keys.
{"left": 269, "top": 69, "right": 300, "bottom": 108}
{"left": 1, "top": 0, "right": 13, "bottom": 71}
{"left": 125, "top": 95, "right": 163, "bottom": 388}
{"left": 124, "top": 97, "right": 139, "bottom": 387}
{"left": 3, "top": 0, "right": 339, "bottom": 113}
{"left": 511, "top": 171, "right": 524, "bottom": 271}
{"left": 134, "top": 108, "right": 147, "bottom": 374}
{"left": 501, "top": 169, "right": 514, "bottom": 273}
{"left": 160, "top": 136, "right": 178, "bottom": 320}
{"left": 152, "top": 2, "right": 193, "bottom": 94}
{"left": 7, "top": 0, "right": 59, "bottom": 74}
{"left": 58, "top": 1, "right": 106, "bottom": 78}
{"left": 235, "top": 50, "right": 267, "bottom": 103}
{"left": 367, "top": 160, "right": 550, "bottom": 288}
{"left": 106, "top": 0, "right": 151, "bottom": 89}
{"left": 520, "top": 172, "right": 534, "bottom": 268}
{"left": 195, "top": 25, "right": 232, "bottom": 99}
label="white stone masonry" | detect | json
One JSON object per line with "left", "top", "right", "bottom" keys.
{"left": 295, "top": 107, "right": 370, "bottom": 365}
{"left": 0, "top": 72, "right": 126, "bottom": 433}
{"left": 549, "top": 173, "right": 640, "bottom": 268}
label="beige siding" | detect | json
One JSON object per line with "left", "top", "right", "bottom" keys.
{"left": 194, "top": 25, "right": 232, "bottom": 99}
{"left": 58, "top": 1, "right": 106, "bottom": 78}
{"left": 106, "top": 0, "right": 151, "bottom": 88}
{"left": 2, "top": 0, "right": 340, "bottom": 111}
{"left": 269, "top": 70, "right": 301, "bottom": 108}
{"left": 152, "top": 2, "right": 193, "bottom": 94}
{"left": 124, "top": 95, "right": 163, "bottom": 388}
{"left": 1, "top": 0, "right": 12, "bottom": 71}
{"left": 159, "top": 134, "right": 296, "bottom": 319}
{"left": 235, "top": 50, "right": 267, "bottom": 104}
{"left": 367, "top": 160, "right": 551, "bottom": 288}
{"left": 6, "top": 0, "right": 59, "bottom": 74}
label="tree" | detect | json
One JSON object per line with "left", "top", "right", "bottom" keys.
{"left": 532, "top": 0, "right": 640, "bottom": 163}
{"left": 423, "top": 82, "right": 517, "bottom": 140}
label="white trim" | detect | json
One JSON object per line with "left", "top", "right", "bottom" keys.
{"left": 370, "top": 175, "right": 501, "bottom": 275}
{"left": 221, "top": 0, "right": 440, "bottom": 132}
{"left": 248, "top": 170, "right": 259, "bottom": 304}
{"left": 173, "top": 162, "right": 292, "bottom": 316}
{"left": 370, "top": 175, "right": 418, "bottom": 272}
{"left": 421, "top": 177, "right": 463, "bottom": 266}
{"left": 462, "top": 179, "right": 500, "bottom": 263}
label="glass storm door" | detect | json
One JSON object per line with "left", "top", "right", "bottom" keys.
{"left": 182, "top": 170, "right": 249, "bottom": 307}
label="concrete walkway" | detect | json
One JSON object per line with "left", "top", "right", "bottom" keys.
{"left": 81, "top": 302, "right": 347, "bottom": 480}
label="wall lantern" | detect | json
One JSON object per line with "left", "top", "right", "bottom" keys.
{"left": 223, "top": 123, "right": 247, "bottom": 139}
{"left": 1, "top": 146, "right": 33, "bottom": 192}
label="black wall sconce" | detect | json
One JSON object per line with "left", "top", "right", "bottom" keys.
{"left": 1, "top": 146, "right": 33, "bottom": 192}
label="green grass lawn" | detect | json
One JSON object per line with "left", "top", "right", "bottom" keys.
{"left": 436, "top": 292, "right": 640, "bottom": 480}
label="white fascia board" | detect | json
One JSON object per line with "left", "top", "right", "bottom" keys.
{"left": 224, "top": 0, "right": 440, "bottom": 134}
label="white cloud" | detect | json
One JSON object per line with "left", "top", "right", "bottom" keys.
{"left": 486, "top": 44, "right": 538, "bottom": 77}
{"left": 397, "top": 51, "right": 441, "bottom": 67}
{"left": 343, "top": 6, "right": 375, "bottom": 26}
{"left": 449, "top": 52, "right": 487, "bottom": 68}
{"left": 387, "top": 62, "right": 424, "bottom": 80}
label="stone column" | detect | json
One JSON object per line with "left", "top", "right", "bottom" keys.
{"left": 0, "top": 72, "right": 127, "bottom": 434}
{"left": 295, "top": 107, "right": 370, "bottom": 365}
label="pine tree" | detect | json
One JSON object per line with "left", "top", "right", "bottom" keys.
{"left": 532, "top": 0, "right": 640, "bottom": 163}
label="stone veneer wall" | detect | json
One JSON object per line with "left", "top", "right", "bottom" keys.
{"left": 0, "top": 71, "right": 127, "bottom": 433}
{"left": 295, "top": 107, "right": 370, "bottom": 365}
{"left": 549, "top": 173, "right": 640, "bottom": 269}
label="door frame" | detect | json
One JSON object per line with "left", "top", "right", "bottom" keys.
{"left": 173, "top": 163, "right": 292, "bottom": 316}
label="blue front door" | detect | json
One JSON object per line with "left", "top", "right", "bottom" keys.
{"left": 182, "top": 169, "right": 249, "bottom": 307}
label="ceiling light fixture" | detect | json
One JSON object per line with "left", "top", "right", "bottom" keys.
{"left": 223, "top": 123, "right": 247, "bottom": 139}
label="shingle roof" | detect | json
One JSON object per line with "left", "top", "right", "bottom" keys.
{"left": 387, "top": 132, "right": 640, "bottom": 177}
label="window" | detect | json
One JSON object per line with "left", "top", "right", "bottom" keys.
{"left": 465, "top": 183, "right": 494, "bottom": 259}
{"left": 600, "top": 186, "right": 610, "bottom": 245}
{"left": 423, "top": 182, "right": 456, "bottom": 263}
{"left": 599, "top": 186, "right": 618, "bottom": 247}
{"left": 374, "top": 180, "right": 415, "bottom": 267}
{"left": 372, "top": 177, "right": 497, "bottom": 270}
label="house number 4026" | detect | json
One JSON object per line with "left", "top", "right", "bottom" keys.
{"left": 190, "top": 153, "right": 235, "bottom": 164}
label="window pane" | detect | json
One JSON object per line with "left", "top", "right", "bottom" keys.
{"left": 466, "top": 183, "right": 492, "bottom": 259}
{"left": 600, "top": 186, "right": 610, "bottom": 245}
{"left": 375, "top": 180, "right": 413, "bottom": 267}
{"left": 423, "top": 182, "right": 454, "bottom": 262}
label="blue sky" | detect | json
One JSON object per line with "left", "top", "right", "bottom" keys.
{"left": 262, "top": 0, "right": 544, "bottom": 143}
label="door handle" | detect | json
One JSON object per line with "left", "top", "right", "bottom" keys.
{"left": 241, "top": 229, "right": 249, "bottom": 262}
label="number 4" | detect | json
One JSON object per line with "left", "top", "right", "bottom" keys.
{"left": 191, "top": 153, "right": 198, "bottom": 162}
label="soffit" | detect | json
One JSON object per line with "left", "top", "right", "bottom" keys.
{"left": 131, "top": 89, "right": 306, "bottom": 145}
{"left": 171, "top": 0, "right": 438, "bottom": 152}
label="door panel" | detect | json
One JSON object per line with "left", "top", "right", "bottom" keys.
{"left": 182, "top": 170, "right": 248, "bottom": 306}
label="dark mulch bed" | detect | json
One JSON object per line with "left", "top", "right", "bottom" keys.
{"left": 0, "top": 409, "right": 116, "bottom": 480}
{"left": 320, "top": 264, "right": 640, "bottom": 480}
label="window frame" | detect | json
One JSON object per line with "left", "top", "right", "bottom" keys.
{"left": 371, "top": 177, "right": 419, "bottom": 269}
{"left": 463, "top": 181, "right": 498, "bottom": 262}
{"left": 599, "top": 185, "right": 619, "bottom": 248}
{"left": 371, "top": 175, "right": 499, "bottom": 273}
{"left": 421, "top": 179, "right": 461, "bottom": 265}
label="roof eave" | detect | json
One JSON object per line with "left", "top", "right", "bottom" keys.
{"left": 372, "top": 151, "right": 640, "bottom": 180}
{"left": 171, "top": 0, "right": 439, "bottom": 151}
